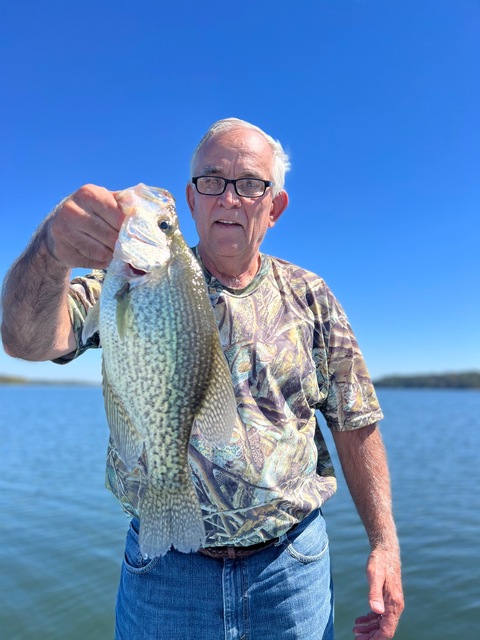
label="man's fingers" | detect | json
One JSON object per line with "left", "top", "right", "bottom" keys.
{"left": 354, "top": 611, "right": 394, "bottom": 640}
{"left": 45, "top": 184, "right": 125, "bottom": 269}
{"left": 71, "top": 184, "right": 125, "bottom": 232}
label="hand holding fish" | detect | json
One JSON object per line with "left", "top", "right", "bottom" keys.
{"left": 1, "top": 183, "right": 126, "bottom": 360}
{"left": 43, "top": 184, "right": 125, "bottom": 270}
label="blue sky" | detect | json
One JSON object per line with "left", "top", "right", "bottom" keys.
{"left": 1, "top": 0, "right": 479, "bottom": 382}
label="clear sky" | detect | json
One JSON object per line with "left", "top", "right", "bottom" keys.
{"left": 1, "top": 0, "right": 479, "bottom": 383}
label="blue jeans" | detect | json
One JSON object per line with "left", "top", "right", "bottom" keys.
{"left": 115, "top": 509, "right": 334, "bottom": 639}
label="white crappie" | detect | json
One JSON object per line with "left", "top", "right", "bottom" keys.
{"left": 83, "top": 183, "right": 237, "bottom": 558}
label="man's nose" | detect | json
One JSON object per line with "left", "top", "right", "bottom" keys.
{"left": 218, "top": 183, "right": 241, "bottom": 207}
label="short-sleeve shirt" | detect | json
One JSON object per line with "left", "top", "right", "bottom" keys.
{"left": 56, "top": 249, "right": 383, "bottom": 546}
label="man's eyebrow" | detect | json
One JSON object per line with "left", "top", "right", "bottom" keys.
{"left": 199, "top": 165, "right": 223, "bottom": 175}
{"left": 238, "top": 170, "right": 263, "bottom": 178}
{"left": 198, "top": 165, "right": 264, "bottom": 178}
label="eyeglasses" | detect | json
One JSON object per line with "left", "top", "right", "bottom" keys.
{"left": 192, "top": 176, "right": 274, "bottom": 198}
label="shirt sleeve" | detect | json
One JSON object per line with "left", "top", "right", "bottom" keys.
{"left": 52, "top": 270, "right": 105, "bottom": 365}
{"left": 316, "top": 284, "right": 383, "bottom": 431}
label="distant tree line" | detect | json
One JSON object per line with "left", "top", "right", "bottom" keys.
{"left": 0, "top": 375, "right": 29, "bottom": 385}
{"left": 0, "top": 374, "right": 97, "bottom": 386}
{"left": 374, "top": 372, "right": 480, "bottom": 389}
{"left": 2, "top": 372, "right": 480, "bottom": 389}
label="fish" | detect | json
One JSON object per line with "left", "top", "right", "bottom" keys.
{"left": 82, "top": 183, "right": 237, "bottom": 558}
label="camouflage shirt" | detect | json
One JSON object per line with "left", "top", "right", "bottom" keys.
{"left": 56, "top": 249, "right": 383, "bottom": 546}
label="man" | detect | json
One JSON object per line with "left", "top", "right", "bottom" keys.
{"left": 1, "top": 118, "right": 404, "bottom": 639}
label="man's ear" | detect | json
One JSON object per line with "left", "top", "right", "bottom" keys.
{"left": 186, "top": 182, "right": 195, "bottom": 216}
{"left": 268, "top": 190, "right": 289, "bottom": 227}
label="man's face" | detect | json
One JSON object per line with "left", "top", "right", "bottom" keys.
{"left": 186, "top": 128, "right": 287, "bottom": 271}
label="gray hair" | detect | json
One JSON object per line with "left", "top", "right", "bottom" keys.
{"left": 190, "top": 118, "right": 290, "bottom": 196}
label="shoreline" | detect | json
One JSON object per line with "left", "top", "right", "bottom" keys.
{"left": 1, "top": 372, "right": 479, "bottom": 390}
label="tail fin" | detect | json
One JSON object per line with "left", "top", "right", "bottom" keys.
{"left": 139, "top": 480, "right": 206, "bottom": 558}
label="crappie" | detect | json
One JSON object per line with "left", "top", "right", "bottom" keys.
{"left": 83, "top": 183, "right": 237, "bottom": 558}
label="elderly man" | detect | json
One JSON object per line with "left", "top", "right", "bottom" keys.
{"left": 1, "top": 118, "right": 404, "bottom": 639}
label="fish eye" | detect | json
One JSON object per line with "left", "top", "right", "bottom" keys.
{"left": 158, "top": 219, "right": 172, "bottom": 233}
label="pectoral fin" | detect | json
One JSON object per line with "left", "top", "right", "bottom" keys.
{"left": 194, "top": 340, "right": 237, "bottom": 447}
{"left": 115, "top": 282, "right": 131, "bottom": 339}
{"left": 103, "top": 359, "right": 144, "bottom": 471}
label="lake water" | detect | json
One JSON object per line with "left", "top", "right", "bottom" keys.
{"left": 0, "top": 386, "right": 479, "bottom": 639}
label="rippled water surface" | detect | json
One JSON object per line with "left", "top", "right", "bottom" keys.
{"left": 1, "top": 386, "right": 479, "bottom": 638}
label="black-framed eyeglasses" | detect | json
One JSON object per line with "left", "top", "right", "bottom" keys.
{"left": 192, "top": 176, "right": 274, "bottom": 198}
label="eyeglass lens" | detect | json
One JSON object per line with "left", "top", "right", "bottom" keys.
{"left": 195, "top": 177, "right": 268, "bottom": 197}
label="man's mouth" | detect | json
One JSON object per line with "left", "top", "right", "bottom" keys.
{"left": 215, "top": 219, "right": 241, "bottom": 227}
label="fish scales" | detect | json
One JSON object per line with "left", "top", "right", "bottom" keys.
{"left": 82, "top": 184, "right": 237, "bottom": 558}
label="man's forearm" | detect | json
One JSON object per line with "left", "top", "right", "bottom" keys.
{"left": 332, "top": 423, "right": 399, "bottom": 551}
{"left": 1, "top": 223, "right": 73, "bottom": 361}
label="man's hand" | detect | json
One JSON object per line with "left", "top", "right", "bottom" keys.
{"left": 44, "top": 184, "right": 125, "bottom": 269}
{"left": 1, "top": 184, "right": 125, "bottom": 361}
{"left": 353, "top": 547, "right": 404, "bottom": 639}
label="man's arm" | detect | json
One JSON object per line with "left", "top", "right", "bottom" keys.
{"left": 1, "top": 184, "right": 125, "bottom": 361}
{"left": 1, "top": 230, "right": 75, "bottom": 360}
{"left": 332, "top": 423, "right": 404, "bottom": 640}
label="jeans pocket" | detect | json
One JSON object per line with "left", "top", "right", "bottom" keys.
{"left": 284, "top": 510, "right": 330, "bottom": 564}
{"left": 123, "top": 519, "right": 161, "bottom": 575}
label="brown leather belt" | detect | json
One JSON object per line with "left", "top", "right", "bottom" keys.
{"left": 198, "top": 524, "right": 297, "bottom": 560}
{"left": 199, "top": 539, "right": 276, "bottom": 560}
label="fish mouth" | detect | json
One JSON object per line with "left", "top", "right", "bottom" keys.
{"left": 127, "top": 264, "right": 148, "bottom": 277}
